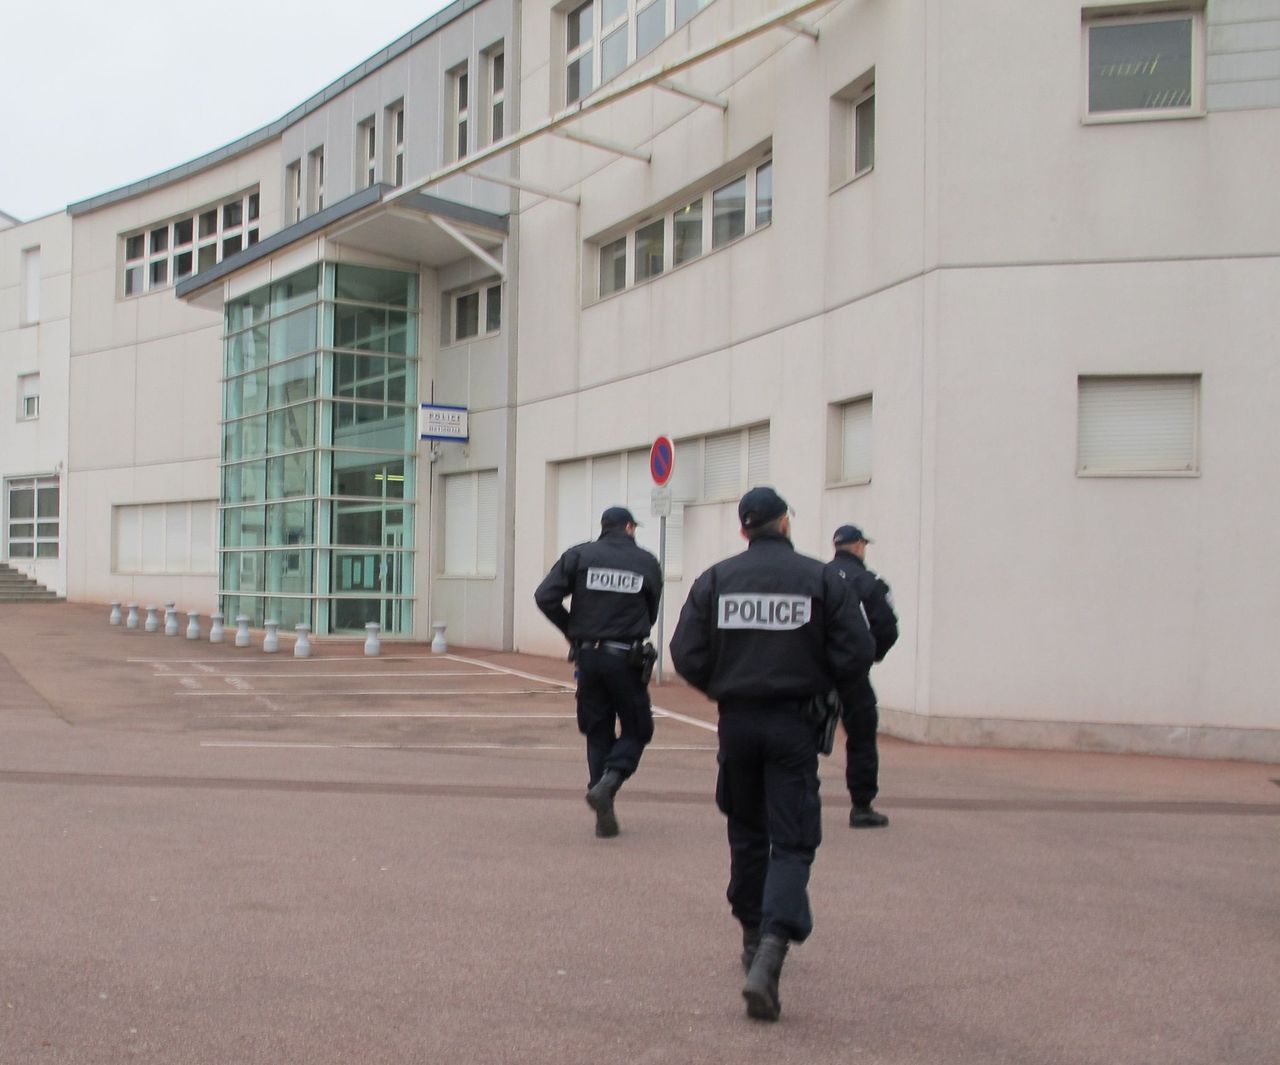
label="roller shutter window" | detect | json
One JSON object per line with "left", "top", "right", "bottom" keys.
{"left": 842, "top": 397, "right": 873, "bottom": 482}
{"left": 702, "top": 432, "right": 740, "bottom": 501}
{"left": 1077, "top": 375, "right": 1199, "bottom": 474}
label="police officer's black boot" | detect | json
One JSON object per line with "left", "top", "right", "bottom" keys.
{"left": 741, "top": 933, "right": 788, "bottom": 1022}
{"left": 740, "top": 926, "right": 761, "bottom": 973}
{"left": 585, "top": 768, "right": 624, "bottom": 838}
{"left": 850, "top": 802, "right": 889, "bottom": 828}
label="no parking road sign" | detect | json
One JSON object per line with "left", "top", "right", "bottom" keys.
{"left": 649, "top": 436, "right": 674, "bottom": 486}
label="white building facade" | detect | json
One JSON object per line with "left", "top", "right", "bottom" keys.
{"left": 1, "top": 0, "right": 1277, "bottom": 761}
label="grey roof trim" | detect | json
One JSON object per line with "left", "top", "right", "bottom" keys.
{"left": 174, "top": 184, "right": 507, "bottom": 301}
{"left": 0, "top": 208, "right": 21, "bottom": 226}
{"left": 68, "top": 0, "right": 485, "bottom": 218}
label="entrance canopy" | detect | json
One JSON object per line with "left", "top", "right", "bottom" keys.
{"left": 175, "top": 184, "right": 507, "bottom": 310}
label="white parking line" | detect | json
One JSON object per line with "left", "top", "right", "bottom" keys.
{"left": 199, "top": 711, "right": 577, "bottom": 720}
{"left": 177, "top": 687, "right": 568, "bottom": 698}
{"left": 156, "top": 671, "right": 494, "bottom": 679}
{"left": 199, "top": 740, "right": 716, "bottom": 751}
{"left": 131, "top": 655, "right": 486, "bottom": 665}
{"left": 446, "top": 654, "right": 718, "bottom": 734}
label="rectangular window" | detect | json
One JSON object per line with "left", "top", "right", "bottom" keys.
{"left": 489, "top": 49, "right": 506, "bottom": 143}
{"left": 673, "top": 198, "right": 703, "bottom": 266}
{"left": 634, "top": 219, "right": 664, "bottom": 283}
{"left": 854, "top": 90, "right": 875, "bottom": 175}
{"left": 711, "top": 176, "right": 746, "bottom": 249}
{"left": 832, "top": 69, "right": 875, "bottom": 187}
{"left": 1085, "top": 10, "right": 1201, "bottom": 119}
{"left": 121, "top": 190, "right": 258, "bottom": 297}
{"left": 357, "top": 116, "right": 377, "bottom": 187}
{"left": 599, "top": 236, "right": 627, "bottom": 296}
{"left": 443, "top": 470, "right": 499, "bottom": 576}
{"left": 113, "top": 500, "right": 216, "bottom": 574}
{"left": 21, "top": 247, "right": 40, "bottom": 325}
{"left": 601, "top": 0, "right": 629, "bottom": 84}
{"left": 451, "top": 66, "right": 470, "bottom": 161}
{"left": 839, "top": 396, "right": 873, "bottom": 483}
{"left": 386, "top": 103, "right": 405, "bottom": 187}
{"left": 1077, "top": 375, "right": 1199, "bottom": 474}
{"left": 637, "top": 0, "right": 664, "bottom": 58}
{"left": 286, "top": 160, "right": 303, "bottom": 223}
{"left": 703, "top": 431, "right": 741, "bottom": 501}
{"left": 18, "top": 373, "right": 39, "bottom": 421}
{"left": 6, "top": 476, "right": 59, "bottom": 559}
{"left": 566, "top": 1, "right": 595, "bottom": 104}
{"left": 448, "top": 281, "right": 502, "bottom": 343}
{"left": 308, "top": 147, "right": 325, "bottom": 213}
{"left": 592, "top": 154, "right": 770, "bottom": 298}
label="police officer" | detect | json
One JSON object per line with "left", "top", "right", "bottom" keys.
{"left": 670, "top": 487, "right": 875, "bottom": 1023}
{"left": 534, "top": 506, "right": 663, "bottom": 839}
{"left": 827, "top": 525, "right": 899, "bottom": 828}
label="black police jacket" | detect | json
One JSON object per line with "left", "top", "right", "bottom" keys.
{"left": 825, "top": 552, "right": 899, "bottom": 662}
{"left": 670, "top": 533, "right": 876, "bottom": 704}
{"left": 534, "top": 530, "right": 663, "bottom": 642}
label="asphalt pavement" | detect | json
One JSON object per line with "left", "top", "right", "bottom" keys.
{"left": 1, "top": 602, "right": 1277, "bottom": 1065}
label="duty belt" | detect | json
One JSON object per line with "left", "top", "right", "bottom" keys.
{"left": 579, "top": 639, "right": 636, "bottom": 656}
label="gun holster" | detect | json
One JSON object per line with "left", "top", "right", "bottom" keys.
{"left": 801, "top": 690, "right": 842, "bottom": 757}
{"left": 629, "top": 641, "right": 658, "bottom": 684}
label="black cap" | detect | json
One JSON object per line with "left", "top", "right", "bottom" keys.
{"left": 833, "top": 524, "right": 874, "bottom": 546}
{"left": 738, "top": 487, "right": 790, "bottom": 529}
{"left": 600, "top": 506, "right": 640, "bottom": 530}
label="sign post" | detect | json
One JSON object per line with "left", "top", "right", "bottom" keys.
{"left": 649, "top": 437, "right": 675, "bottom": 684}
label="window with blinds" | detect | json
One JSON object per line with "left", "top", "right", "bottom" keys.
{"left": 551, "top": 424, "right": 769, "bottom": 577}
{"left": 113, "top": 501, "right": 216, "bottom": 574}
{"left": 443, "top": 470, "right": 499, "bottom": 575}
{"left": 841, "top": 397, "right": 873, "bottom": 482}
{"left": 1077, "top": 375, "right": 1199, "bottom": 474}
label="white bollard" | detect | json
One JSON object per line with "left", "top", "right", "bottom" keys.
{"left": 126, "top": 605, "right": 139, "bottom": 630}
{"left": 164, "top": 603, "right": 179, "bottom": 636}
{"left": 431, "top": 621, "right": 448, "bottom": 655}
{"left": 263, "top": 620, "right": 279, "bottom": 654}
{"left": 234, "top": 615, "right": 251, "bottom": 648}
{"left": 364, "top": 622, "right": 381, "bottom": 657}
{"left": 109, "top": 602, "right": 122, "bottom": 626}
{"left": 209, "top": 613, "right": 225, "bottom": 644}
{"left": 186, "top": 612, "right": 201, "bottom": 640}
{"left": 293, "top": 624, "right": 312, "bottom": 659}
{"left": 144, "top": 606, "right": 159, "bottom": 633}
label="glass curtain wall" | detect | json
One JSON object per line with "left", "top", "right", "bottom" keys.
{"left": 220, "top": 263, "right": 419, "bottom": 635}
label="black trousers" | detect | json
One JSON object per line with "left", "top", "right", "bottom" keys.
{"left": 842, "top": 673, "right": 879, "bottom": 805}
{"left": 716, "top": 703, "right": 822, "bottom": 944}
{"left": 575, "top": 647, "right": 654, "bottom": 788}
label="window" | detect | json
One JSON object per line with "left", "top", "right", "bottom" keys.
{"left": 286, "top": 161, "right": 302, "bottom": 223}
{"left": 1084, "top": 9, "right": 1202, "bottom": 120}
{"left": 20, "top": 246, "right": 40, "bottom": 325}
{"left": 593, "top": 155, "right": 772, "bottom": 298}
{"left": 386, "top": 102, "right": 405, "bottom": 187}
{"left": 488, "top": 49, "right": 506, "bottom": 142}
{"left": 831, "top": 69, "right": 875, "bottom": 187}
{"left": 357, "top": 116, "right": 377, "bottom": 187}
{"left": 833, "top": 396, "right": 872, "bottom": 483}
{"left": 308, "top": 147, "right": 325, "bottom": 213}
{"left": 1077, "top": 375, "right": 1199, "bottom": 474}
{"left": 449, "top": 282, "right": 502, "bottom": 343}
{"left": 17, "top": 373, "right": 39, "bottom": 421}
{"left": 451, "top": 65, "right": 470, "bottom": 161}
{"left": 121, "top": 190, "right": 259, "bottom": 297}
{"left": 443, "top": 470, "right": 499, "bottom": 576}
{"left": 563, "top": 0, "right": 711, "bottom": 103}
{"left": 6, "top": 476, "right": 59, "bottom": 559}
{"left": 113, "top": 501, "right": 216, "bottom": 574}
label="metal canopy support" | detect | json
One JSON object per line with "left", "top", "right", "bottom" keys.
{"left": 552, "top": 129, "right": 653, "bottom": 162}
{"left": 467, "top": 169, "right": 581, "bottom": 205}
{"left": 654, "top": 79, "right": 729, "bottom": 110}
{"left": 421, "top": 213, "right": 507, "bottom": 277}
{"left": 383, "top": 0, "right": 836, "bottom": 208}
{"left": 783, "top": 19, "right": 820, "bottom": 40}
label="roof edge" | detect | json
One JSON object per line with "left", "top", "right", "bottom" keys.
{"left": 69, "top": 0, "right": 484, "bottom": 218}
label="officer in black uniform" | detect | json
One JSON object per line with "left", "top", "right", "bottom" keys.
{"left": 827, "top": 525, "right": 899, "bottom": 828}
{"left": 534, "top": 506, "right": 663, "bottom": 839}
{"left": 670, "top": 487, "right": 875, "bottom": 1023}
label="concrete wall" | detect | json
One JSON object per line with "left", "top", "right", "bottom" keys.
{"left": 0, "top": 211, "right": 72, "bottom": 593}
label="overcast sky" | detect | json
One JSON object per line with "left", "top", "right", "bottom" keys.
{"left": 0, "top": 0, "right": 456, "bottom": 222}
